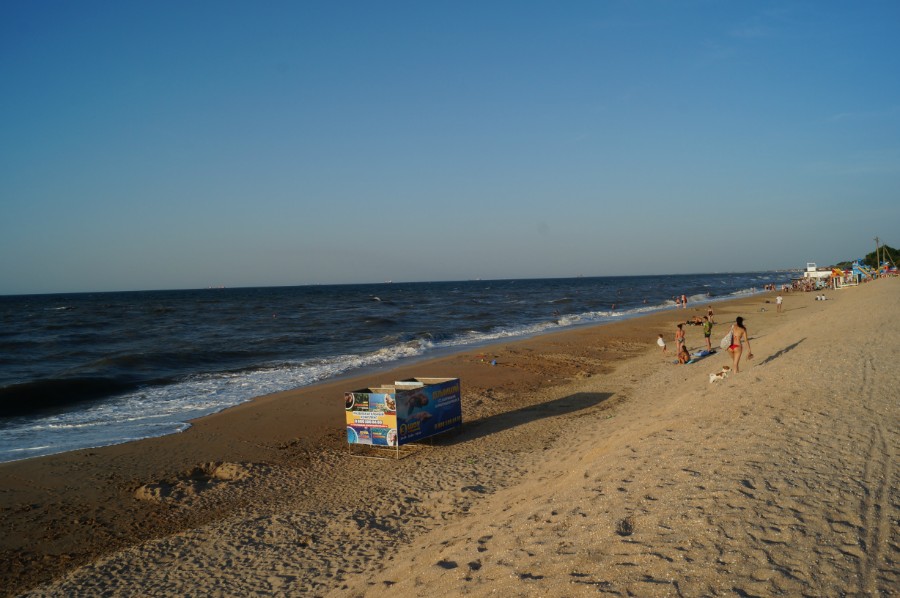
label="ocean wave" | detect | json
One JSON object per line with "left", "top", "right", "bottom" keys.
{"left": 728, "top": 287, "right": 762, "bottom": 296}
{"left": 362, "top": 317, "right": 399, "bottom": 327}
{"left": 0, "top": 377, "right": 141, "bottom": 418}
{"left": 7, "top": 445, "right": 52, "bottom": 452}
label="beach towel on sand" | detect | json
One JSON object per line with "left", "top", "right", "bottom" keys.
{"left": 673, "top": 349, "right": 716, "bottom": 365}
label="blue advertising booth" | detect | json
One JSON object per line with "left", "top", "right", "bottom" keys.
{"left": 345, "top": 377, "right": 462, "bottom": 458}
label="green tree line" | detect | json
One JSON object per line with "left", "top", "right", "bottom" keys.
{"left": 834, "top": 243, "right": 898, "bottom": 271}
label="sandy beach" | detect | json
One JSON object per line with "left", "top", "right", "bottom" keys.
{"left": 2, "top": 279, "right": 897, "bottom": 597}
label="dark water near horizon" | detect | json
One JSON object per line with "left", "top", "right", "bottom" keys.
{"left": 0, "top": 272, "right": 789, "bottom": 462}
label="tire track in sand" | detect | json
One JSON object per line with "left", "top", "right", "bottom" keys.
{"left": 856, "top": 351, "right": 893, "bottom": 596}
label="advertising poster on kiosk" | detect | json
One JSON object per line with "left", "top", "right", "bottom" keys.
{"left": 344, "top": 378, "right": 461, "bottom": 449}
{"left": 395, "top": 378, "right": 462, "bottom": 444}
{"left": 345, "top": 388, "right": 398, "bottom": 447}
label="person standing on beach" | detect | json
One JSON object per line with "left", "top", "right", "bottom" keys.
{"left": 707, "top": 305, "right": 714, "bottom": 323}
{"left": 776, "top": 294, "right": 783, "bottom": 313}
{"left": 727, "top": 316, "right": 753, "bottom": 373}
{"left": 681, "top": 294, "right": 687, "bottom": 309}
{"left": 702, "top": 316, "right": 713, "bottom": 352}
{"left": 675, "top": 323, "right": 685, "bottom": 354}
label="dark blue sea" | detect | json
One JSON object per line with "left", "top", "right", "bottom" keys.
{"left": 0, "top": 272, "right": 788, "bottom": 462}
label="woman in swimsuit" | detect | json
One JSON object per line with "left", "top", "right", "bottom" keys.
{"left": 675, "top": 323, "right": 685, "bottom": 354}
{"left": 677, "top": 343, "right": 691, "bottom": 364}
{"left": 727, "top": 316, "right": 753, "bottom": 373}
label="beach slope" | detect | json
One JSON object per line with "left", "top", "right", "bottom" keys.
{"left": 5, "top": 279, "right": 898, "bottom": 596}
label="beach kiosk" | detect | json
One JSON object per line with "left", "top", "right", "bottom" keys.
{"left": 345, "top": 377, "right": 462, "bottom": 458}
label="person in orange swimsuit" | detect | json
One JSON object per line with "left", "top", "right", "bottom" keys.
{"left": 727, "top": 316, "right": 754, "bottom": 373}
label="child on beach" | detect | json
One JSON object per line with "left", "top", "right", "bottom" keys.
{"left": 677, "top": 344, "right": 691, "bottom": 364}
{"left": 702, "top": 316, "right": 713, "bottom": 352}
{"left": 657, "top": 334, "right": 667, "bottom": 354}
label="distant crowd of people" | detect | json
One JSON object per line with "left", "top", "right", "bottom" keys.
{"left": 788, "top": 279, "right": 823, "bottom": 293}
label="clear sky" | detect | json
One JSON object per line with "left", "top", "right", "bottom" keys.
{"left": 2, "top": 1, "right": 899, "bottom": 294}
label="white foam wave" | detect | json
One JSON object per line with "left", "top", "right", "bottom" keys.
{"left": 728, "top": 287, "right": 761, "bottom": 296}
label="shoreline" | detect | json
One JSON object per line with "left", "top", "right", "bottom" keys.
{"left": 4, "top": 281, "right": 896, "bottom": 596}
{"left": 0, "top": 286, "right": 774, "bottom": 466}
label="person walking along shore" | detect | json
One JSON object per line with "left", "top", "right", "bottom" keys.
{"left": 727, "top": 316, "right": 753, "bottom": 373}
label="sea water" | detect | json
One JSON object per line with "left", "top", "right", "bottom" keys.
{"left": 0, "top": 272, "right": 787, "bottom": 462}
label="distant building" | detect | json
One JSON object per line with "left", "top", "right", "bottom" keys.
{"left": 802, "top": 262, "right": 832, "bottom": 280}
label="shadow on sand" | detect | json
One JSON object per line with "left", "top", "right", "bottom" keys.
{"left": 757, "top": 338, "right": 806, "bottom": 366}
{"left": 439, "top": 392, "right": 615, "bottom": 445}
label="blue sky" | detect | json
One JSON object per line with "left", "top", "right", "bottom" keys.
{"left": 2, "top": 1, "right": 899, "bottom": 294}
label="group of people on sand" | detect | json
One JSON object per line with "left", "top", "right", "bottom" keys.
{"left": 658, "top": 307, "right": 753, "bottom": 373}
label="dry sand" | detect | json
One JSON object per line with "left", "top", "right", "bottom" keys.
{"left": 2, "top": 279, "right": 897, "bottom": 597}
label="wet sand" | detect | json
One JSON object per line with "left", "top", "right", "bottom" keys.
{"left": 3, "top": 279, "right": 897, "bottom": 596}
